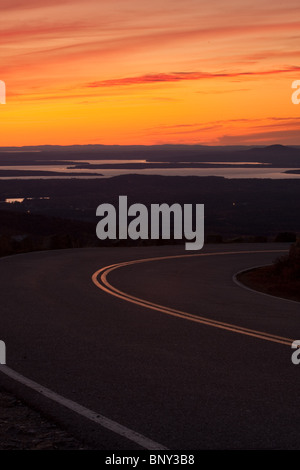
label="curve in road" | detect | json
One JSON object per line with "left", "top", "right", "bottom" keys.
{"left": 1, "top": 245, "right": 298, "bottom": 450}
{"left": 92, "top": 250, "right": 292, "bottom": 347}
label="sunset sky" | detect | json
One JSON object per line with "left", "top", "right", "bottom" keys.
{"left": 1, "top": 0, "right": 300, "bottom": 146}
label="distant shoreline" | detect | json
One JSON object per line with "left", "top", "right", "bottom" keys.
{"left": 284, "top": 169, "right": 300, "bottom": 174}
{"left": 0, "top": 170, "right": 103, "bottom": 177}
{"left": 0, "top": 143, "right": 299, "bottom": 179}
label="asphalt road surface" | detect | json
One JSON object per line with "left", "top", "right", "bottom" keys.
{"left": 0, "top": 243, "right": 299, "bottom": 450}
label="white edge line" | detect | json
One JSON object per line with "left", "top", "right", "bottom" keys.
{"left": 233, "top": 264, "right": 300, "bottom": 305}
{"left": 0, "top": 365, "right": 168, "bottom": 451}
{"left": 0, "top": 249, "right": 169, "bottom": 450}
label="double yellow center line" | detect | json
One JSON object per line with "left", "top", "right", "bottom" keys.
{"left": 92, "top": 250, "right": 293, "bottom": 347}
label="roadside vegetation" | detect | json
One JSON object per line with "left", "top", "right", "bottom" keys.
{"left": 237, "top": 239, "right": 300, "bottom": 302}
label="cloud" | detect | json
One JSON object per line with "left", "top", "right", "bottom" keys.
{"left": 4, "top": 17, "right": 300, "bottom": 58}
{"left": 145, "top": 117, "right": 300, "bottom": 140}
{"left": 0, "top": 0, "right": 84, "bottom": 10}
{"left": 218, "top": 128, "right": 300, "bottom": 145}
{"left": 149, "top": 117, "right": 300, "bottom": 130}
{"left": 1, "top": 21, "right": 87, "bottom": 41}
{"left": 196, "top": 88, "right": 250, "bottom": 94}
{"left": 87, "top": 67, "right": 300, "bottom": 88}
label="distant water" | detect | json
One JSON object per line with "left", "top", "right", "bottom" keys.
{"left": 0, "top": 161, "right": 299, "bottom": 179}
{"left": 87, "top": 167, "right": 300, "bottom": 179}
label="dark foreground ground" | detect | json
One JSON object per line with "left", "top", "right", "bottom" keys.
{"left": 0, "top": 390, "right": 88, "bottom": 450}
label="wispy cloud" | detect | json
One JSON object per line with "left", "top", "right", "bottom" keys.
{"left": 146, "top": 117, "right": 300, "bottom": 139}
{"left": 1, "top": 0, "right": 84, "bottom": 10}
{"left": 87, "top": 67, "right": 300, "bottom": 88}
{"left": 218, "top": 128, "right": 300, "bottom": 145}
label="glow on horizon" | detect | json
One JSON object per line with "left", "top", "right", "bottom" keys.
{"left": 1, "top": 0, "right": 300, "bottom": 146}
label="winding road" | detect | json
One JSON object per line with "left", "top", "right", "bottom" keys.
{"left": 0, "top": 243, "right": 299, "bottom": 450}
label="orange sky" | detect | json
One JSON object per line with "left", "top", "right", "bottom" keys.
{"left": 1, "top": 0, "right": 300, "bottom": 146}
